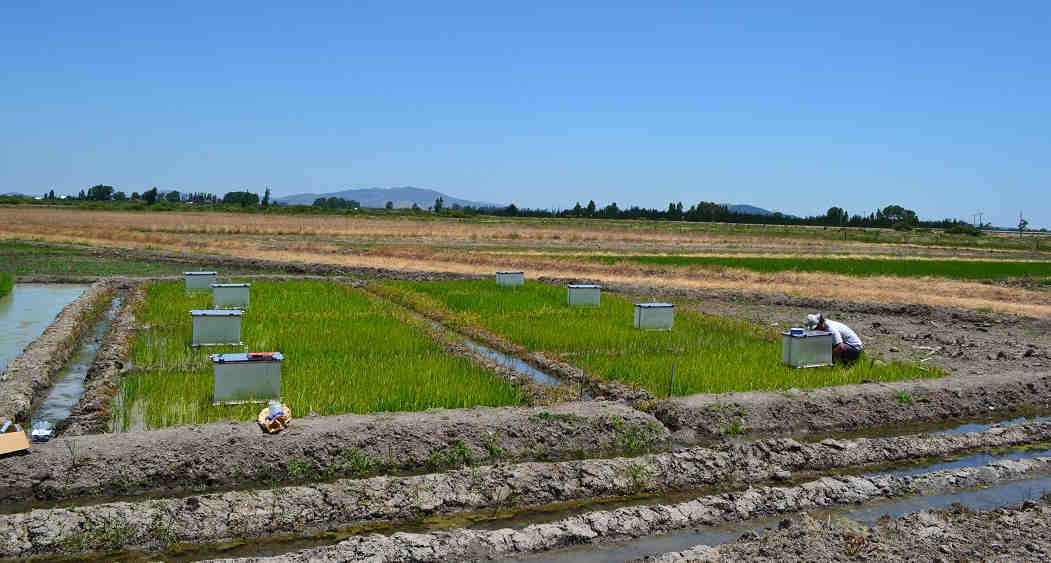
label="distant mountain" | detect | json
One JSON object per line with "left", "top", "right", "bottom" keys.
{"left": 726, "top": 204, "right": 774, "bottom": 216}
{"left": 277, "top": 187, "right": 499, "bottom": 209}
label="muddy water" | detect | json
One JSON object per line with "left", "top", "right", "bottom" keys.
{"left": 30, "top": 297, "right": 121, "bottom": 427}
{"left": 805, "top": 412, "right": 1051, "bottom": 443}
{"left": 935, "top": 416, "right": 1050, "bottom": 436}
{"left": 0, "top": 284, "right": 88, "bottom": 374}
{"left": 461, "top": 339, "right": 562, "bottom": 386}
{"left": 518, "top": 475, "right": 1051, "bottom": 563}
{"left": 424, "top": 317, "right": 564, "bottom": 388}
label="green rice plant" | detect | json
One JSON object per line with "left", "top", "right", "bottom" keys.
{"left": 113, "top": 281, "right": 521, "bottom": 431}
{"left": 0, "top": 273, "right": 12, "bottom": 298}
{"left": 585, "top": 255, "right": 1051, "bottom": 281}
{"left": 385, "top": 280, "right": 941, "bottom": 397}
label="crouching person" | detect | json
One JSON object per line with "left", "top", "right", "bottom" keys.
{"left": 805, "top": 313, "right": 863, "bottom": 364}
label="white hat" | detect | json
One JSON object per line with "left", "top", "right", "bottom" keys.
{"left": 804, "top": 314, "right": 822, "bottom": 330}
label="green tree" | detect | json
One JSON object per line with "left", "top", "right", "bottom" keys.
{"left": 223, "top": 190, "right": 259, "bottom": 206}
{"left": 131, "top": 192, "right": 140, "bottom": 200}
{"left": 586, "top": 200, "right": 596, "bottom": 216}
{"left": 261, "top": 188, "right": 271, "bottom": 208}
{"left": 143, "top": 187, "right": 158, "bottom": 205}
{"left": 113, "top": 191, "right": 127, "bottom": 201}
{"left": 826, "top": 206, "right": 847, "bottom": 225}
{"left": 86, "top": 184, "right": 114, "bottom": 201}
{"left": 165, "top": 190, "right": 181, "bottom": 203}
{"left": 434, "top": 197, "right": 444, "bottom": 212}
{"left": 385, "top": 201, "right": 394, "bottom": 210}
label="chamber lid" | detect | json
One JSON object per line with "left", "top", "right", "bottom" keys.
{"left": 211, "top": 352, "right": 283, "bottom": 363}
{"left": 211, "top": 283, "right": 250, "bottom": 288}
{"left": 636, "top": 302, "right": 674, "bottom": 308}
{"left": 496, "top": 271, "right": 524, "bottom": 274}
{"left": 784, "top": 330, "right": 832, "bottom": 337}
{"left": 568, "top": 284, "right": 601, "bottom": 289}
{"left": 191, "top": 309, "right": 243, "bottom": 317}
{"left": 184, "top": 271, "right": 218, "bottom": 275}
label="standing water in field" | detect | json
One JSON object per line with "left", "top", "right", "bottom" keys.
{"left": 0, "top": 284, "right": 88, "bottom": 374}
{"left": 31, "top": 296, "right": 121, "bottom": 428}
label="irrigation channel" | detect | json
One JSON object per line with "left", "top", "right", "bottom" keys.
{"left": 0, "top": 284, "right": 88, "bottom": 374}
{"left": 29, "top": 296, "right": 122, "bottom": 429}
{"left": 6, "top": 416, "right": 1051, "bottom": 562}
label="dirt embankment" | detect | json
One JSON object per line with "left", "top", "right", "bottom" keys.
{"left": 0, "top": 279, "right": 119, "bottom": 425}
{"left": 653, "top": 370, "right": 1051, "bottom": 443}
{"left": 0, "top": 402, "right": 666, "bottom": 507}
{"left": 640, "top": 501, "right": 1051, "bottom": 562}
{"left": 58, "top": 283, "right": 145, "bottom": 437}
{"left": 204, "top": 457, "right": 1051, "bottom": 562}
{"left": 4, "top": 420, "right": 1051, "bottom": 558}
{"left": 12, "top": 240, "right": 481, "bottom": 282}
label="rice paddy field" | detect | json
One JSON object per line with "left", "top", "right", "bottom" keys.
{"left": 585, "top": 255, "right": 1051, "bottom": 280}
{"left": 381, "top": 280, "right": 940, "bottom": 397}
{"left": 112, "top": 281, "right": 522, "bottom": 431}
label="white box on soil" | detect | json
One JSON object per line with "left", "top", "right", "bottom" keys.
{"left": 191, "top": 309, "right": 242, "bottom": 347}
{"left": 211, "top": 352, "right": 282, "bottom": 405}
{"left": 634, "top": 303, "right": 674, "bottom": 330}
{"left": 212, "top": 283, "right": 250, "bottom": 309}
{"left": 568, "top": 284, "right": 601, "bottom": 306}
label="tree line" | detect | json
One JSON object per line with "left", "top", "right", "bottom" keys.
{"left": 16, "top": 185, "right": 1035, "bottom": 233}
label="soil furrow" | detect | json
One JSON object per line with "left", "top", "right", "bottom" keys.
{"left": 0, "top": 402, "right": 667, "bottom": 508}
{"left": 4, "top": 420, "right": 1051, "bottom": 557}
{"left": 201, "top": 456, "right": 1051, "bottom": 562}
{"left": 0, "top": 279, "right": 118, "bottom": 425}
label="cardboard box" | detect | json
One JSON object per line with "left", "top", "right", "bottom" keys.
{"left": 0, "top": 422, "right": 30, "bottom": 455}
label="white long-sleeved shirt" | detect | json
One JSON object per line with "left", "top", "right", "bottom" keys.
{"left": 824, "top": 319, "right": 863, "bottom": 349}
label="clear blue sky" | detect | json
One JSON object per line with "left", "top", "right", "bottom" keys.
{"left": 2, "top": 2, "right": 1048, "bottom": 227}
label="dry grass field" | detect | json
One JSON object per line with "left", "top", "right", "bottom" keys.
{"left": 2, "top": 206, "right": 1049, "bottom": 317}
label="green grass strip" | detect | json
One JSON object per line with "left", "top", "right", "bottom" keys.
{"left": 114, "top": 281, "right": 521, "bottom": 431}
{"left": 0, "top": 273, "right": 11, "bottom": 298}
{"left": 389, "top": 280, "right": 939, "bottom": 397}
{"left": 585, "top": 255, "right": 1051, "bottom": 280}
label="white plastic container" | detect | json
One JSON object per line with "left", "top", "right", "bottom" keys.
{"left": 191, "top": 309, "right": 243, "bottom": 347}
{"left": 185, "top": 271, "right": 217, "bottom": 292}
{"left": 568, "top": 284, "right": 601, "bottom": 306}
{"left": 211, "top": 352, "right": 283, "bottom": 405}
{"left": 212, "top": 283, "right": 250, "bottom": 309}
{"left": 634, "top": 303, "right": 674, "bottom": 330}
{"left": 781, "top": 330, "right": 834, "bottom": 368}
{"left": 496, "top": 271, "right": 525, "bottom": 286}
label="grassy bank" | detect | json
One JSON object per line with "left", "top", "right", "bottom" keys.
{"left": 0, "top": 240, "right": 282, "bottom": 278}
{"left": 0, "top": 273, "right": 11, "bottom": 298}
{"left": 382, "top": 280, "right": 939, "bottom": 397}
{"left": 113, "top": 281, "right": 521, "bottom": 430}
{"left": 586, "top": 255, "right": 1051, "bottom": 281}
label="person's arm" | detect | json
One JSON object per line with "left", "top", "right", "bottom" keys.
{"left": 830, "top": 328, "right": 843, "bottom": 346}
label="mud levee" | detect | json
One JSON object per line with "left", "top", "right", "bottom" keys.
{"left": 58, "top": 283, "right": 144, "bottom": 437}
{"left": 0, "top": 279, "right": 118, "bottom": 425}
{"left": 653, "top": 370, "right": 1051, "bottom": 443}
{"left": 0, "top": 402, "right": 666, "bottom": 507}
{"left": 5, "top": 420, "right": 1051, "bottom": 557}
{"left": 638, "top": 501, "right": 1051, "bottom": 562}
{"left": 11, "top": 240, "right": 480, "bottom": 282}
{"left": 205, "top": 457, "right": 1051, "bottom": 562}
